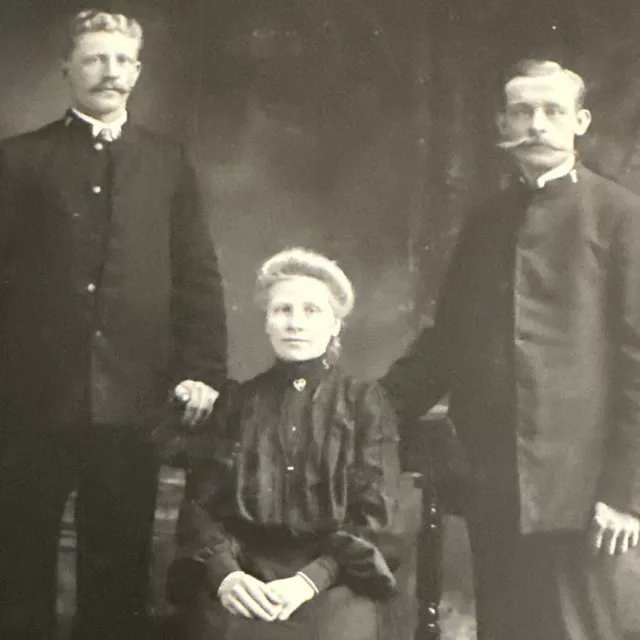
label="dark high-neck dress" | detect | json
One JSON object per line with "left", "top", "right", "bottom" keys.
{"left": 170, "top": 357, "right": 407, "bottom": 640}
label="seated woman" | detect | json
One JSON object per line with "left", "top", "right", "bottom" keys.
{"left": 168, "top": 248, "right": 406, "bottom": 640}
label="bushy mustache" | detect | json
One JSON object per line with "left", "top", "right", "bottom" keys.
{"left": 497, "top": 137, "right": 566, "bottom": 151}
{"left": 91, "top": 83, "right": 128, "bottom": 94}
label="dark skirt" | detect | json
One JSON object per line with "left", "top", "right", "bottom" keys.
{"left": 176, "top": 539, "right": 418, "bottom": 640}
{"left": 181, "top": 585, "right": 381, "bottom": 640}
{"left": 174, "top": 474, "right": 421, "bottom": 640}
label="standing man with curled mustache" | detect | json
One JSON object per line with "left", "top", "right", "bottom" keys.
{"left": 383, "top": 59, "right": 640, "bottom": 639}
{"left": 0, "top": 10, "right": 227, "bottom": 640}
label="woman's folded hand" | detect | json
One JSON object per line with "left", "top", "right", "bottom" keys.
{"left": 267, "top": 574, "right": 317, "bottom": 620}
{"left": 218, "top": 571, "right": 283, "bottom": 621}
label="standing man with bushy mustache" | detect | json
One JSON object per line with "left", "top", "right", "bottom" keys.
{"left": 383, "top": 59, "right": 640, "bottom": 639}
{"left": 0, "top": 10, "right": 227, "bottom": 640}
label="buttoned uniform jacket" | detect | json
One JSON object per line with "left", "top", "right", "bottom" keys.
{"left": 383, "top": 165, "right": 640, "bottom": 534}
{"left": 0, "top": 113, "right": 227, "bottom": 430}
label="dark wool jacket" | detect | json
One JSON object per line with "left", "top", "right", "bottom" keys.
{"left": 172, "top": 360, "right": 405, "bottom": 601}
{"left": 384, "top": 165, "right": 640, "bottom": 534}
{"left": 0, "top": 113, "right": 227, "bottom": 428}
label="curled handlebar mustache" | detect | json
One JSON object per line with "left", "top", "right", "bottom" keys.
{"left": 497, "top": 137, "right": 566, "bottom": 151}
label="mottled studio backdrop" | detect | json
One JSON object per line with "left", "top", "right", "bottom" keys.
{"left": 3, "top": 0, "right": 640, "bottom": 380}
{"left": 3, "top": 0, "right": 640, "bottom": 634}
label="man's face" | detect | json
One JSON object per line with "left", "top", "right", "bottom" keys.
{"left": 497, "top": 73, "right": 591, "bottom": 174}
{"left": 63, "top": 31, "right": 141, "bottom": 121}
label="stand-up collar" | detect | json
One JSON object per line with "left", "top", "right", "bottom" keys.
{"left": 517, "top": 155, "right": 578, "bottom": 190}
{"left": 65, "top": 108, "right": 128, "bottom": 139}
{"left": 273, "top": 355, "right": 333, "bottom": 389}
{"left": 534, "top": 156, "right": 577, "bottom": 189}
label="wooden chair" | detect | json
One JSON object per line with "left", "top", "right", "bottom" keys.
{"left": 400, "top": 405, "right": 470, "bottom": 640}
{"left": 149, "top": 410, "right": 455, "bottom": 640}
{"left": 59, "top": 427, "right": 448, "bottom": 640}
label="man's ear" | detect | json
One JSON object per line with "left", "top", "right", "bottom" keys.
{"left": 495, "top": 111, "right": 508, "bottom": 136}
{"left": 575, "top": 108, "right": 591, "bottom": 137}
{"left": 130, "top": 61, "right": 143, "bottom": 88}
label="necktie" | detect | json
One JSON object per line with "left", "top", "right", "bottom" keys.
{"left": 96, "top": 127, "right": 115, "bottom": 143}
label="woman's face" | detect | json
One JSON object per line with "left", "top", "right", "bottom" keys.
{"left": 265, "top": 276, "right": 341, "bottom": 362}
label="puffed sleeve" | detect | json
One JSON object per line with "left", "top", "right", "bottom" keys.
{"left": 321, "top": 381, "right": 406, "bottom": 600}
{"left": 167, "top": 385, "right": 243, "bottom": 604}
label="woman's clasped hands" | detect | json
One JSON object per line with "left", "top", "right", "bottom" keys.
{"left": 218, "top": 571, "right": 316, "bottom": 621}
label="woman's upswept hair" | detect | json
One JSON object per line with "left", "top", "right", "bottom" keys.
{"left": 256, "top": 247, "right": 355, "bottom": 320}
{"left": 65, "top": 9, "right": 143, "bottom": 58}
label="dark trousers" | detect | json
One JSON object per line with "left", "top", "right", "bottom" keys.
{"left": 469, "top": 522, "right": 623, "bottom": 640}
{"left": 0, "top": 425, "right": 159, "bottom": 640}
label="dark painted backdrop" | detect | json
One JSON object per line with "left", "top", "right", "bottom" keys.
{"left": 0, "top": 0, "right": 438, "bottom": 382}
{"left": 4, "top": 0, "right": 640, "bottom": 634}
{"left": 3, "top": 0, "right": 640, "bottom": 380}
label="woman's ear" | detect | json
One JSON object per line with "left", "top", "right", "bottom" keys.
{"left": 332, "top": 318, "right": 342, "bottom": 337}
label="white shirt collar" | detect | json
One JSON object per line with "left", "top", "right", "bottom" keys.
{"left": 535, "top": 156, "right": 577, "bottom": 189}
{"left": 71, "top": 108, "right": 128, "bottom": 139}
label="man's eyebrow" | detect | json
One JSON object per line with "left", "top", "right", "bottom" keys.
{"left": 508, "top": 99, "right": 565, "bottom": 107}
{"left": 81, "top": 51, "right": 136, "bottom": 58}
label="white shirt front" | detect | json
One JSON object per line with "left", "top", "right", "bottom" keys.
{"left": 71, "top": 108, "right": 128, "bottom": 139}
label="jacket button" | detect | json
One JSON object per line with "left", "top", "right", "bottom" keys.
{"left": 92, "top": 185, "right": 102, "bottom": 194}
{"left": 87, "top": 283, "right": 96, "bottom": 293}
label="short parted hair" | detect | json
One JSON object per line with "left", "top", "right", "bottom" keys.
{"left": 256, "top": 248, "right": 355, "bottom": 320}
{"left": 500, "top": 59, "right": 586, "bottom": 110}
{"left": 65, "top": 9, "right": 143, "bottom": 59}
